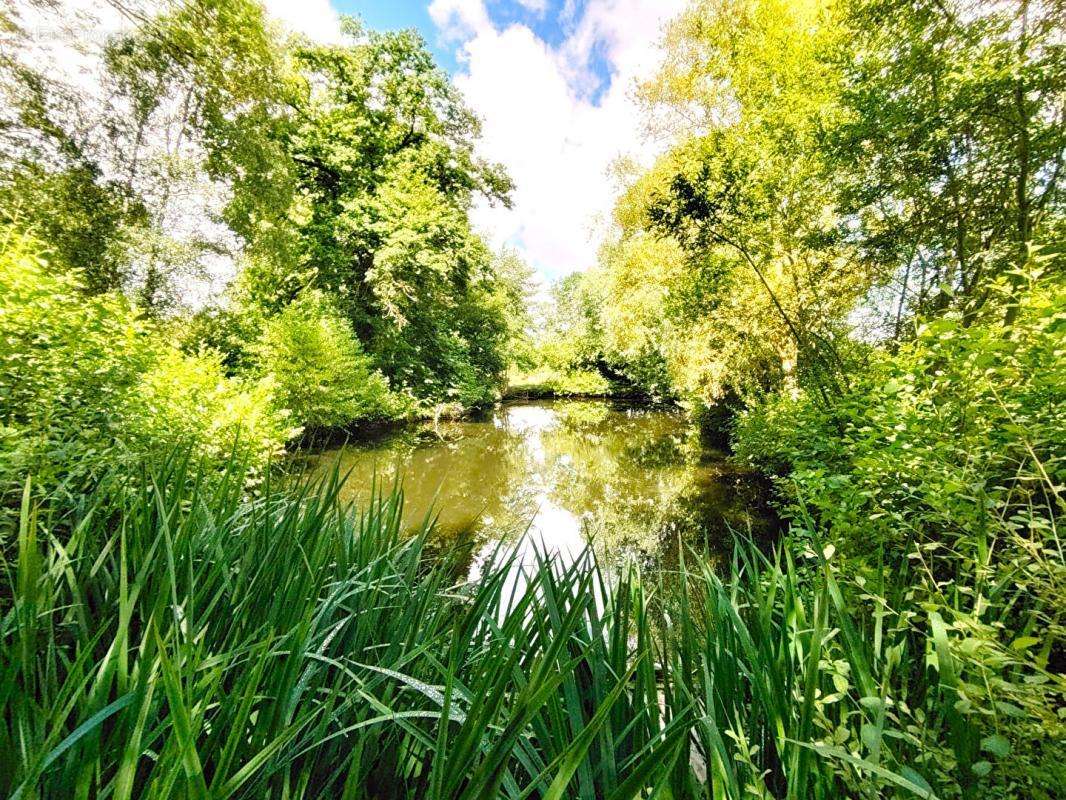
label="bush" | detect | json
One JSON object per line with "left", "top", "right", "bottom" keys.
{"left": 506, "top": 366, "right": 612, "bottom": 398}
{"left": 122, "top": 349, "right": 295, "bottom": 469}
{"left": 0, "top": 229, "right": 293, "bottom": 508}
{"left": 735, "top": 280, "right": 1064, "bottom": 571}
{"left": 733, "top": 279, "right": 1066, "bottom": 795}
{"left": 0, "top": 229, "right": 153, "bottom": 500}
{"left": 255, "top": 290, "right": 407, "bottom": 430}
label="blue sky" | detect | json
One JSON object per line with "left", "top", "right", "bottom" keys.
{"left": 265, "top": 0, "right": 687, "bottom": 279}
{"left": 335, "top": 1, "right": 456, "bottom": 67}
{"left": 336, "top": 1, "right": 615, "bottom": 102}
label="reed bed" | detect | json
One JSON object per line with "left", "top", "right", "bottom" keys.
{"left": 0, "top": 456, "right": 1042, "bottom": 799}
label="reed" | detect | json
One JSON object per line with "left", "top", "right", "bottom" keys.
{"left": 0, "top": 456, "right": 1037, "bottom": 799}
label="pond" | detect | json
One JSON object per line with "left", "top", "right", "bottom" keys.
{"left": 306, "top": 400, "right": 778, "bottom": 576}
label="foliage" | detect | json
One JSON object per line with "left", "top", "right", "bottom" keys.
{"left": 2, "top": 1, "right": 521, "bottom": 410}
{"left": 505, "top": 366, "right": 612, "bottom": 399}
{"left": 736, "top": 273, "right": 1063, "bottom": 570}
{"left": 232, "top": 20, "right": 516, "bottom": 406}
{"left": 0, "top": 165, "right": 147, "bottom": 294}
{"left": 0, "top": 228, "right": 292, "bottom": 508}
{"left": 255, "top": 290, "right": 406, "bottom": 430}
{"left": 2, "top": 455, "right": 1062, "bottom": 798}
{"left": 123, "top": 349, "right": 293, "bottom": 468}
{"left": 2, "top": 0, "right": 1064, "bottom": 793}
{"left": 593, "top": 0, "right": 1065, "bottom": 403}
{"left": 830, "top": 0, "right": 1066, "bottom": 324}
{"left": 597, "top": 0, "right": 867, "bottom": 404}
{"left": 0, "top": 228, "right": 155, "bottom": 500}
{"left": 515, "top": 269, "right": 669, "bottom": 399}
{"left": 102, "top": 0, "right": 299, "bottom": 310}
{"left": 733, "top": 274, "right": 1066, "bottom": 795}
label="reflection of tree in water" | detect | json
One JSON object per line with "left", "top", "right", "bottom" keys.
{"left": 312, "top": 416, "right": 535, "bottom": 549}
{"left": 312, "top": 400, "right": 779, "bottom": 573}
{"left": 537, "top": 402, "right": 777, "bottom": 567}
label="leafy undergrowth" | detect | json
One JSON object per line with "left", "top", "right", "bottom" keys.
{"left": 1, "top": 457, "right": 1062, "bottom": 799}
{"left": 505, "top": 366, "right": 615, "bottom": 399}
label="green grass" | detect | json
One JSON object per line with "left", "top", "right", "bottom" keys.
{"left": 1, "top": 455, "right": 1060, "bottom": 799}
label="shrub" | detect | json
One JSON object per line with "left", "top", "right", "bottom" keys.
{"left": 733, "top": 279, "right": 1066, "bottom": 794}
{"left": 0, "top": 229, "right": 154, "bottom": 500}
{"left": 256, "top": 290, "right": 406, "bottom": 430}
{"left": 122, "top": 349, "right": 296, "bottom": 469}
{"left": 0, "top": 228, "right": 293, "bottom": 508}
{"left": 506, "top": 366, "right": 612, "bottom": 398}
{"left": 735, "top": 280, "right": 1065, "bottom": 571}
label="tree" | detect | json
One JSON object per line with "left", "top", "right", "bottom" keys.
{"left": 600, "top": 0, "right": 867, "bottom": 405}
{"left": 830, "top": 0, "right": 1066, "bottom": 326}
{"left": 1, "top": 0, "right": 297, "bottom": 310}
{"left": 0, "top": 4, "right": 149, "bottom": 294}
{"left": 103, "top": 0, "right": 298, "bottom": 311}
{"left": 248, "top": 21, "right": 514, "bottom": 405}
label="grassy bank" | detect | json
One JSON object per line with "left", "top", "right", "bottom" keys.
{"left": 3, "top": 456, "right": 1061, "bottom": 799}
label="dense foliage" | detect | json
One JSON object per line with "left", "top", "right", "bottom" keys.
{"left": 518, "top": 1, "right": 1066, "bottom": 794}
{"left": 1, "top": 0, "right": 1063, "bottom": 797}
{"left": 0, "top": 229, "right": 293, "bottom": 510}
{"left": 1, "top": 0, "right": 528, "bottom": 430}
{"left": 4, "top": 458, "right": 1062, "bottom": 799}
{"left": 254, "top": 290, "right": 405, "bottom": 430}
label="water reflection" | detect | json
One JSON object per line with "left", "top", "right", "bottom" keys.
{"left": 307, "top": 400, "right": 777, "bottom": 574}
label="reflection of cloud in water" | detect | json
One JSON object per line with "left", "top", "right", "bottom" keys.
{"left": 500, "top": 404, "right": 559, "bottom": 434}
{"left": 500, "top": 403, "right": 557, "bottom": 471}
{"left": 468, "top": 491, "right": 588, "bottom": 613}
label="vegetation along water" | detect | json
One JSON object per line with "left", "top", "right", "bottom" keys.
{"left": 1, "top": 0, "right": 1063, "bottom": 798}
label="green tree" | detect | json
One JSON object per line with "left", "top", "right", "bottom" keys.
{"left": 255, "top": 290, "right": 402, "bottom": 430}
{"left": 600, "top": 0, "right": 867, "bottom": 405}
{"left": 0, "top": 9, "right": 149, "bottom": 295}
{"left": 248, "top": 21, "right": 514, "bottom": 405}
{"left": 831, "top": 0, "right": 1066, "bottom": 327}
{"left": 0, "top": 164, "right": 147, "bottom": 294}
{"left": 103, "top": 0, "right": 299, "bottom": 311}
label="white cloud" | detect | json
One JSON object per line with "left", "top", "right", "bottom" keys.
{"left": 432, "top": 0, "right": 687, "bottom": 279}
{"left": 261, "top": 0, "right": 342, "bottom": 43}
{"left": 429, "top": 0, "right": 493, "bottom": 42}
{"left": 514, "top": 0, "right": 550, "bottom": 14}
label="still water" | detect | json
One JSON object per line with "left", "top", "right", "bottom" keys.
{"left": 307, "top": 400, "right": 777, "bottom": 574}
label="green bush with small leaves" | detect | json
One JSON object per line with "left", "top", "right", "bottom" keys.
{"left": 733, "top": 277, "right": 1066, "bottom": 796}
{"left": 255, "top": 290, "right": 408, "bottom": 431}
{"left": 122, "top": 348, "right": 296, "bottom": 469}
{"left": 0, "top": 228, "right": 293, "bottom": 509}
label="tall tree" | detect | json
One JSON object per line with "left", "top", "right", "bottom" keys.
{"left": 831, "top": 0, "right": 1066, "bottom": 325}
{"left": 241, "top": 20, "right": 514, "bottom": 401}
{"left": 103, "top": 0, "right": 297, "bottom": 311}
{"left": 601, "top": 0, "right": 866, "bottom": 404}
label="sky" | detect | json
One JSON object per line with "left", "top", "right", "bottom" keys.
{"left": 263, "top": 0, "right": 688, "bottom": 282}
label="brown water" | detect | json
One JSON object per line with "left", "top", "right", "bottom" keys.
{"left": 305, "top": 400, "right": 777, "bottom": 573}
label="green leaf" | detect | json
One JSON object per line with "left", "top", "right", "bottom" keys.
{"left": 980, "top": 734, "right": 1010, "bottom": 758}
{"left": 9, "top": 693, "right": 135, "bottom": 800}
{"left": 1009, "top": 636, "right": 1039, "bottom": 652}
{"left": 794, "top": 741, "right": 939, "bottom": 799}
